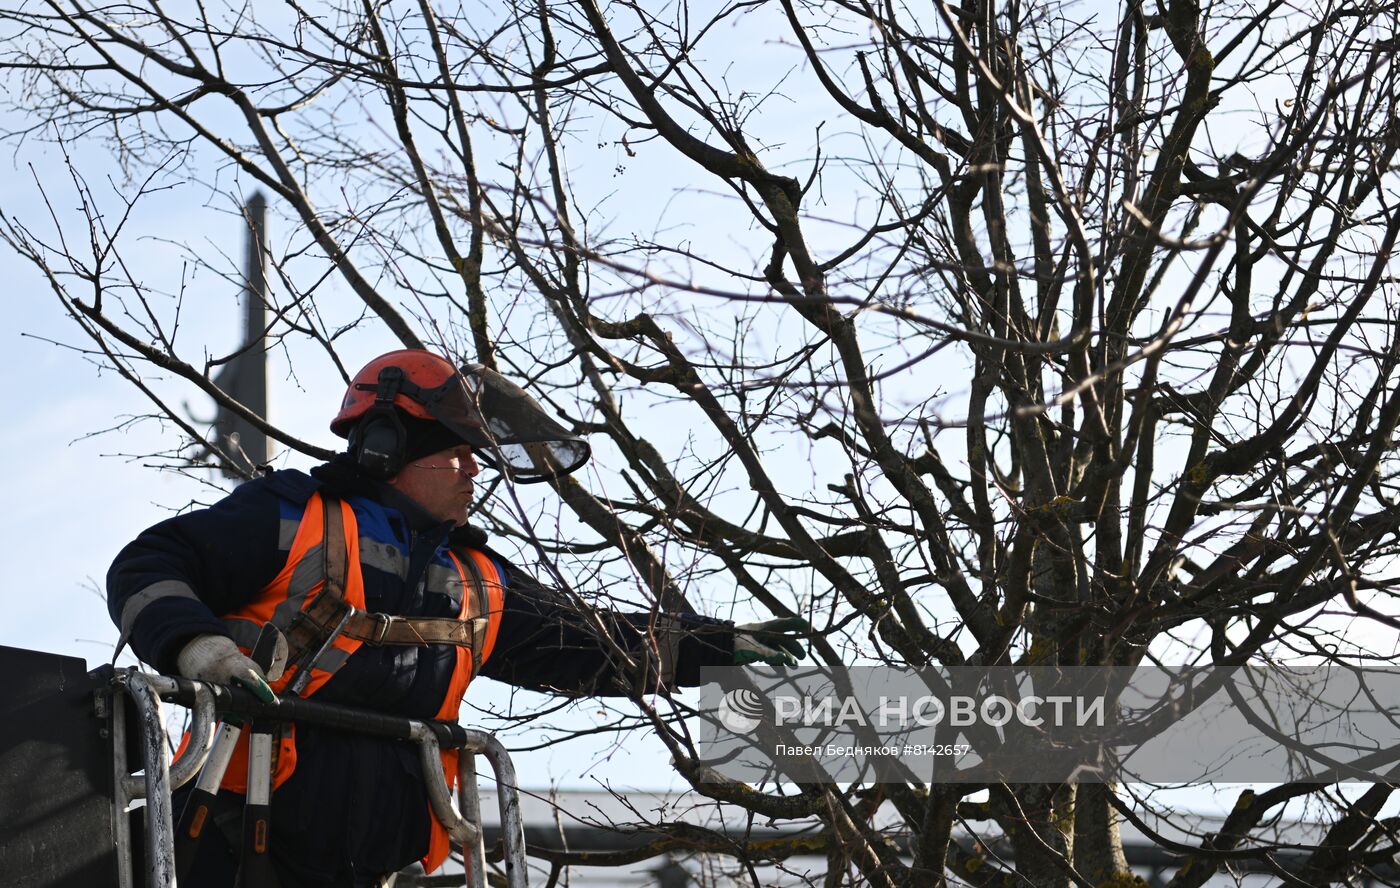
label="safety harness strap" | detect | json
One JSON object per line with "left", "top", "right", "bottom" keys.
{"left": 454, "top": 551, "right": 491, "bottom": 675}
{"left": 337, "top": 611, "right": 491, "bottom": 649}
{"left": 276, "top": 497, "right": 354, "bottom": 682}
{"left": 280, "top": 495, "right": 491, "bottom": 684}
{"left": 322, "top": 493, "right": 347, "bottom": 601}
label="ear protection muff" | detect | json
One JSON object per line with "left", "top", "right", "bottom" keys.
{"left": 349, "top": 367, "right": 408, "bottom": 479}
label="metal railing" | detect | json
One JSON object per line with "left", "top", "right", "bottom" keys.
{"left": 110, "top": 668, "right": 527, "bottom": 888}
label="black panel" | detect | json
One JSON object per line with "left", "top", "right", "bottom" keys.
{"left": 0, "top": 646, "right": 119, "bottom": 888}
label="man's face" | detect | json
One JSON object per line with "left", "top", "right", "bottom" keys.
{"left": 386, "top": 444, "right": 481, "bottom": 524}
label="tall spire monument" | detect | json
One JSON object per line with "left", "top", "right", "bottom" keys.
{"left": 211, "top": 193, "right": 271, "bottom": 477}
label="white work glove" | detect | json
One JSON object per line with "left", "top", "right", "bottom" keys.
{"left": 176, "top": 633, "right": 287, "bottom": 704}
{"left": 733, "top": 617, "right": 810, "bottom": 671}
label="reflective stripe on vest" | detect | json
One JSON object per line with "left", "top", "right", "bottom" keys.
{"left": 205, "top": 490, "right": 505, "bottom": 877}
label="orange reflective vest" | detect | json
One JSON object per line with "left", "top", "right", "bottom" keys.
{"left": 210, "top": 491, "right": 503, "bottom": 873}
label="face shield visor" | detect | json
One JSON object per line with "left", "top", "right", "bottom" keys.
{"left": 407, "top": 364, "right": 591, "bottom": 484}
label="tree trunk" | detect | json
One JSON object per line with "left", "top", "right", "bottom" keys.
{"left": 999, "top": 783, "right": 1075, "bottom": 888}
{"left": 1075, "top": 783, "right": 1139, "bottom": 886}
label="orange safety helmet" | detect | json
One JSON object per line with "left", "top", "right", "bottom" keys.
{"left": 331, "top": 349, "right": 590, "bottom": 483}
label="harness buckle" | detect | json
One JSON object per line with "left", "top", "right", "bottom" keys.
{"left": 369, "top": 612, "right": 393, "bottom": 645}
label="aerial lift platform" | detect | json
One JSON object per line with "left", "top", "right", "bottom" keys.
{"left": 0, "top": 644, "right": 527, "bottom": 887}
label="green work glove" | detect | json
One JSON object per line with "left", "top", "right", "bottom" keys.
{"left": 733, "top": 617, "right": 811, "bottom": 671}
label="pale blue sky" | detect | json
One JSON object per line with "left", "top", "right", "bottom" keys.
{"left": 0, "top": 0, "right": 1376, "bottom": 820}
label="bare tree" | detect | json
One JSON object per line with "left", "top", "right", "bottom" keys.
{"left": 4, "top": 0, "right": 1400, "bottom": 885}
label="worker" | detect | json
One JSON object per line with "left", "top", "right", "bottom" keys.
{"left": 106, "top": 349, "right": 807, "bottom": 888}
